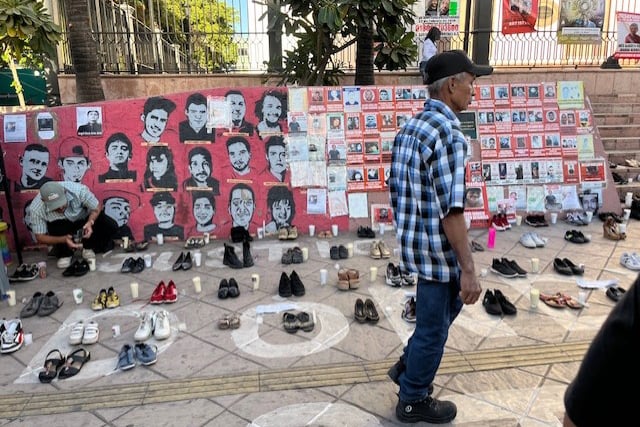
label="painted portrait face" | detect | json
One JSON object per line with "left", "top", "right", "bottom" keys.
{"left": 60, "top": 157, "right": 89, "bottom": 182}
{"left": 229, "top": 188, "right": 255, "bottom": 228}
{"left": 143, "top": 108, "right": 169, "bottom": 139}
{"left": 189, "top": 153, "right": 211, "bottom": 184}
{"left": 104, "top": 197, "right": 131, "bottom": 227}
{"left": 193, "top": 197, "right": 214, "bottom": 225}
{"left": 21, "top": 149, "right": 49, "bottom": 181}
{"left": 266, "top": 145, "right": 286, "bottom": 176}
{"left": 227, "top": 93, "right": 246, "bottom": 124}
{"left": 227, "top": 141, "right": 251, "bottom": 173}
{"left": 149, "top": 153, "right": 168, "bottom": 179}
{"left": 261, "top": 95, "right": 282, "bottom": 127}
{"left": 186, "top": 103, "right": 207, "bottom": 130}
{"left": 106, "top": 140, "right": 130, "bottom": 168}
{"left": 153, "top": 200, "right": 175, "bottom": 224}
{"left": 271, "top": 199, "right": 292, "bottom": 227}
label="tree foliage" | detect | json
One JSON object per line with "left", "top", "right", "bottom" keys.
{"left": 268, "top": 0, "right": 418, "bottom": 86}
{"left": 0, "top": 0, "right": 61, "bottom": 107}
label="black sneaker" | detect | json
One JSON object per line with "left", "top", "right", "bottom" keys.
{"left": 396, "top": 396, "right": 457, "bottom": 424}
{"left": 553, "top": 258, "right": 573, "bottom": 275}
{"left": 482, "top": 289, "right": 502, "bottom": 315}
{"left": 338, "top": 245, "right": 348, "bottom": 259}
{"left": 501, "top": 258, "right": 527, "bottom": 277}
{"left": 493, "top": 289, "right": 517, "bottom": 315}
{"left": 387, "top": 358, "right": 434, "bottom": 395}
{"left": 330, "top": 246, "right": 340, "bottom": 260}
{"left": 490, "top": 259, "right": 518, "bottom": 278}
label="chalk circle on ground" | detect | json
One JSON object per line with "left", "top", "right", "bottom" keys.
{"left": 248, "top": 402, "right": 383, "bottom": 426}
{"left": 232, "top": 302, "right": 349, "bottom": 358}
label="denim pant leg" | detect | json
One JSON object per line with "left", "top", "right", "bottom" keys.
{"left": 399, "top": 277, "right": 463, "bottom": 402}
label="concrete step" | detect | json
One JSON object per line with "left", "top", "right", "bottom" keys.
{"left": 597, "top": 124, "right": 640, "bottom": 138}
{"left": 601, "top": 136, "right": 640, "bottom": 151}
{"left": 591, "top": 103, "right": 640, "bottom": 114}
{"left": 606, "top": 150, "right": 640, "bottom": 167}
{"left": 594, "top": 113, "right": 640, "bottom": 125}
{"left": 590, "top": 94, "right": 639, "bottom": 103}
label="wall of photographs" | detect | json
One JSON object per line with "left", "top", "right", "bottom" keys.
{"left": 0, "top": 85, "right": 430, "bottom": 250}
{"left": 0, "top": 81, "right": 603, "bottom": 249}
{"left": 463, "top": 80, "right": 605, "bottom": 227}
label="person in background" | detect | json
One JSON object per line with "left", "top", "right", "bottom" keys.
{"left": 419, "top": 27, "right": 441, "bottom": 84}
{"left": 389, "top": 50, "right": 491, "bottom": 424}
{"left": 29, "top": 181, "right": 118, "bottom": 258}
{"left": 563, "top": 274, "right": 640, "bottom": 427}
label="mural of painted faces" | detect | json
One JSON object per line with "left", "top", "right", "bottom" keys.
{"left": 192, "top": 191, "right": 216, "bottom": 232}
{"left": 144, "top": 145, "right": 178, "bottom": 190}
{"left": 99, "top": 133, "right": 136, "bottom": 182}
{"left": 226, "top": 136, "right": 252, "bottom": 176}
{"left": 255, "top": 90, "right": 287, "bottom": 138}
{"left": 16, "top": 144, "right": 51, "bottom": 191}
{"left": 265, "top": 185, "right": 295, "bottom": 233}
{"left": 58, "top": 138, "right": 91, "bottom": 183}
{"left": 264, "top": 136, "right": 287, "bottom": 181}
{"left": 140, "top": 96, "right": 176, "bottom": 143}
{"left": 104, "top": 196, "right": 131, "bottom": 228}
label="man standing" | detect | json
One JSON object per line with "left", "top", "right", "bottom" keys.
{"left": 77, "top": 109, "right": 102, "bottom": 135}
{"left": 179, "top": 93, "right": 214, "bottom": 143}
{"left": 225, "top": 90, "right": 254, "bottom": 135}
{"left": 140, "top": 96, "right": 176, "bottom": 143}
{"left": 183, "top": 146, "right": 220, "bottom": 194}
{"left": 57, "top": 138, "right": 91, "bottom": 183}
{"left": 260, "top": 136, "right": 287, "bottom": 182}
{"left": 29, "top": 181, "right": 118, "bottom": 258}
{"left": 15, "top": 144, "right": 52, "bottom": 191}
{"left": 98, "top": 133, "right": 137, "bottom": 182}
{"left": 389, "top": 50, "right": 489, "bottom": 424}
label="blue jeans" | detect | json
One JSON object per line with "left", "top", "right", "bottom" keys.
{"left": 398, "top": 276, "right": 463, "bottom": 402}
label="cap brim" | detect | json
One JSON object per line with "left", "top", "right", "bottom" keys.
{"left": 45, "top": 197, "right": 67, "bottom": 212}
{"left": 469, "top": 64, "right": 494, "bottom": 77}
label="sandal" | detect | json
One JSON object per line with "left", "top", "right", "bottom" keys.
{"left": 69, "top": 322, "right": 85, "bottom": 345}
{"left": 218, "top": 314, "right": 240, "bottom": 330}
{"left": 556, "top": 292, "right": 583, "bottom": 309}
{"left": 337, "top": 269, "right": 350, "bottom": 291}
{"left": 38, "top": 349, "right": 66, "bottom": 383}
{"left": 283, "top": 312, "right": 299, "bottom": 333}
{"left": 58, "top": 348, "right": 90, "bottom": 380}
{"left": 106, "top": 287, "right": 120, "bottom": 309}
{"left": 184, "top": 237, "right": 205, "bottom": 249}
{"left": 539, "top": 293, "right": 566, "bottom": 308}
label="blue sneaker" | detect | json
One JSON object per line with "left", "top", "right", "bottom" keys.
{"left": 134, "top": 343, "right": 158, "bottom": 366}
{"left": 116, "top": 344, "right": 135, "bottom": 371}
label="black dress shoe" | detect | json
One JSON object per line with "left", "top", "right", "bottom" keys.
{"left": 62, "top": 261, "right": 77, "bottom": 277}
{"left": 227, "top": 278, "right": 240, "bottom": 298}
{"left": 217, "top": 279, "right": 229, "bottom": 299}
{"left": 172, "top": 252, "right": 185, "bottom": 271}
{"left": 330, "top": 246, "right": 340, "bottom": 260}
{"left": 493, "top": 289, "right": 517, "bottom": 315}
{"left": 338, "top": 245, "right": 348, "bottom": 259}
{"left": 278, "top": 272, "right": 292, "bottom": 298}
{"left": 290, "top": 270, "right": 305, "bottom": 296}
{"left": 121, "top": 257, "right": 135, "bottom": 273}
{"left": 181, "top": 252, "right": 192, "bottom": 270}
{"left": 482, "top": 290, "right": 502, "bottom": 315}
{"left": 562, "top": 258, "right": 584, "bottom": 275}
{"left": 131, "top": 257, "right": 145, "bottom": 273}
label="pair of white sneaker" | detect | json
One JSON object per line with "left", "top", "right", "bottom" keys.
{"left": 519, "top": 232, "right": 546, "bottom": 248}
{"left": 620, "top": 252, "right": 640, "bottom": 271}
{"left": 69, "top": 320, "right": 99, "bottom": 345}
{"left": 134, "top": 310, "right": 171, "bottom": 342}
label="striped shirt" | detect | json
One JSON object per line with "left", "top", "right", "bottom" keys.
{"left": 30, "top": 181, "right": 99, "bottom": 235}
{"left": 389, "top": 98, "right": 468, "bottom": 283}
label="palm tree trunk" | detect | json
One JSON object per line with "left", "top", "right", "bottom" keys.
{"left": 3, "top": 48, "right": 26, "bottom": 108}
{"left": 354, "top": 23, "right": 374, "bottom": 86}
{"left": 62, "top": 0, "right": 105, "bottom": 103}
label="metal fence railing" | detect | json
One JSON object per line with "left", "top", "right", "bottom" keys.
{"left": 53, "top": 0, "right": 640, "bottom": 75}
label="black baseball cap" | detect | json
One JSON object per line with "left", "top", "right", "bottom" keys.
{"left": 426, "top": 50, "right": 493, "bottom": 84}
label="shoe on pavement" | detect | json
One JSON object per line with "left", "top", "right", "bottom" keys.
{"left": 150, "top": 281, "right": 167, "bottom": 304}
{"left": 57, "top": 256, "right": 72, "bottom": 269}
{"left": 378, "top": 241, "right": 392, "bottom": 259}
{"left": 116, "top": 344, "right": 136, "bottom": 371}
{"left": 529, "top": 232, "right": 546, "bottom": 247}
{"left": 396, "top": 396, "right": 457, "bottom": 424}
{"left": 134, "top": 343, "right": 158, "bottom": 366}
{"left": 385, "top": 263, "right": 402, "bottom": 287}
{"left": 493, "top": 289, "right": 517, "bottom": 315}
{"left": 153, "top": 310, "right": 171, "bottom": 340}
{"left": 519, "top": 233, "right": 537, "bottom": 248}
{"left": 553, "top": 258, "right": 573, "bottom": 275}
{"left": 482, "top": 289, "right": 502, "bottom": 315}
{"left": 490, "top": 259, "right": 518, "bottom": 278}
{"left": 134, "top": 312, "right": 153, "bottom": 341}
{"left": 620, "top": 253, "right": 640, "bottom": 271}
{"left": 0, "top": 319, "right": 24, "bottom": 354}
{"left": 501, "top": 258, "right": 527, "bottom": 277}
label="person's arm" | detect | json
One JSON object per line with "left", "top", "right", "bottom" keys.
{"left": 35, "top": 232, "right": 80, "bottom": 250}
{"left": 82, "top": 203, "right": 101, "bottom": 238}
{"left": 442, "top": 209, "right": 481, "bottom": 305}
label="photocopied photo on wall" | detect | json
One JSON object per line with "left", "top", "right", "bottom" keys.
{"left": 328, "top": 190, "right": 348, "bottom": 217}
{"left": 347, "top": 192, "right": 369, "bottom": 218}
{"left": 371, "top": 203, "right": 394, "bottom": 230}
{"left": 526, "top": 185, "right": 545, "bottom": 212}
{"left": 307, "top": 188, "right": 327, "bottom": 214}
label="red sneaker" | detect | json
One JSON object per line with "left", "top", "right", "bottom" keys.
{"left": 150, "top": 281, "right": 166, "bottom": 304}
{"left": 164, "top": 280, "right": 178, "bottom": 304}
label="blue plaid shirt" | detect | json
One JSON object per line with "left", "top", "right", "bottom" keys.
{"left": 30, "top": 181, "right": 99, "bottom": 235}
{"left": 389, "top": 98, "right": 468, "bottom": 283}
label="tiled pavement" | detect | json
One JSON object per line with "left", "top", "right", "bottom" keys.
{"left": 0, "top": 217, "right": 637, "bottom": 426}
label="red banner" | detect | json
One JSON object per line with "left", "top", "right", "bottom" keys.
{"left": 501, "top": 0, "right": 538, "bottom": 35}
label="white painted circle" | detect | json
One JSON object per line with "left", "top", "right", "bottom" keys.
{"left": 248, "top": 402, "right": 382, "bottom": 426}
{"left": 232, "top": 302, "right": 349, "bottom": 358}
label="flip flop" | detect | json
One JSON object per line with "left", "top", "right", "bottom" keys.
{"left": 58, "top": 348, "right": 90, "bottom": 380}
{"left": 539, "top": 293, "right": 566, "bottom": 308}
{"left": 38, "top": 349, "right": 65, "bottom": 383}
{"left": 556, "top": 293, "right": 583, "bottom": 309}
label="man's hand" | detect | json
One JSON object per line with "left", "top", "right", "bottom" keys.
{"left": 65, "top": 235, "right": 82, "bottom": 250}
{"left": 459, "top": 270, "right": 482, "bottom": 305}
{"left": 82, "top": 222, "right": 93, "bottom": 239}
